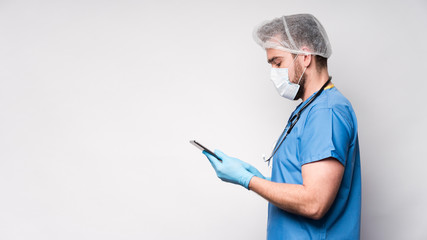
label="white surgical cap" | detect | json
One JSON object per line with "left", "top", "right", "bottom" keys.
{"left": 253, "top": 14, "right": 332, "bottom": 58}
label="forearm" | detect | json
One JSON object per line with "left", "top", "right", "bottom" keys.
{"left": 203, "top": 150, "right": 341, "bottom": 219}
{"left": 248, "top": 176, "right": 321, "bottom": 219}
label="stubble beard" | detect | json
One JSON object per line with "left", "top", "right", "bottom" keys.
{"left": 293, "top": 62, "right": 306, "bottom": 100}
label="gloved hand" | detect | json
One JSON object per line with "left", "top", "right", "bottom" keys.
{"left": 203, "top": 149, "right": 268, "bottom": 189}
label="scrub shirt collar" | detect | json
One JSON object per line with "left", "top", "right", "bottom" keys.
{"left": 294, "top": 79, "right": 334, "bottom": 113}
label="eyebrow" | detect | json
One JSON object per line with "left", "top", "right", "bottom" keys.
{"left": 267, "top": 56, "right": 283, "bottom": 64}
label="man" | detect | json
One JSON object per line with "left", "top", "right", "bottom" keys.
{"left": 203, "top": 14, "right": 361, "bottom": 239}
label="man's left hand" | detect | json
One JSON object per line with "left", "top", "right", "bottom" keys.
{"left": 203, "top": 149, "right": 268, "bottom": 189}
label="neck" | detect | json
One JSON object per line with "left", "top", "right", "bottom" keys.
{"left": 301, "top": 69, "right": 330, "bottom": 102}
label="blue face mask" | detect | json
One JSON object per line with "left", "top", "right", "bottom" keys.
{"left": 270, "top": 55, "right": 307, "bottom": 100}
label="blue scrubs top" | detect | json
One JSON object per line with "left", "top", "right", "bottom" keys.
{"left": 267, "top": 85, "right": 361, "bottom": 240}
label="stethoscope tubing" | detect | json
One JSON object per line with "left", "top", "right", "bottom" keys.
{"left": 264, "top": 77, "right": 332, "bottom": 164}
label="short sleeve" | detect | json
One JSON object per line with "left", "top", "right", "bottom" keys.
{"left": 299, "top": 108, "right": 352, "bottom": 166}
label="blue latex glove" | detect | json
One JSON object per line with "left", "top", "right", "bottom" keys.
{"left": 203, "top": 149, "right": 268, "bottom": 189}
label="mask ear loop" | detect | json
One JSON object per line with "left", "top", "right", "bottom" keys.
{"left": 297, "top": 66, "right": 307, "bottom": 85}
{"left": 296, "top": 53, "right": 309, "bottom": 84}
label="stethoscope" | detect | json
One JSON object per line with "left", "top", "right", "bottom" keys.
{"left": 263, "top": 77, "right": 332, "bottom": 166}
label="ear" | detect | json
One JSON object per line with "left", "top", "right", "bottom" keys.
{"left": 300, "top": 47, "right": 312, "bottom": 68}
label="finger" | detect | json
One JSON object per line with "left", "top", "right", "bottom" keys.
{"left": 214, "top": 149, "right": 228, "bottom": 161}
{"left": 203, "top": 150, "right": 220, "bottom": 169}
{"left": 247, "top": 165, "right": 265, "bottom": 179}
{"left": 236, "top": 159, "right": 253, "bottom": 170}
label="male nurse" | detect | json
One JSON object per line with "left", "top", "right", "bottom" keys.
{"left": 203, "top": 14, "right": 361, "bottom": 239}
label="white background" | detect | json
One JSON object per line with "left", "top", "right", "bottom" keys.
{"left": 1, "top": 0, "right": 426, "bottom": 239}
